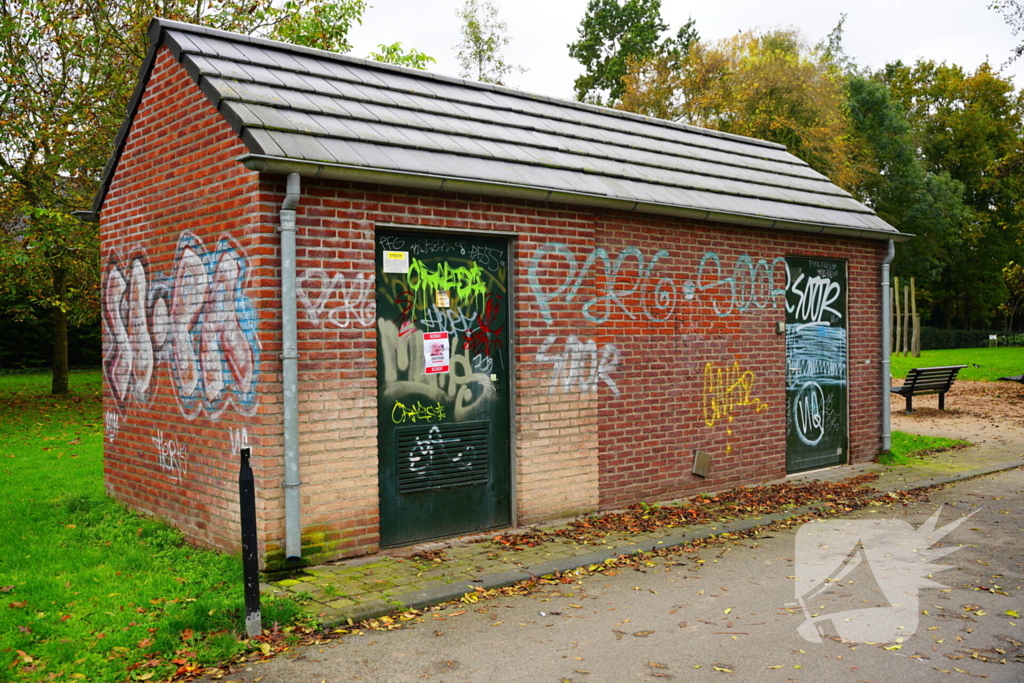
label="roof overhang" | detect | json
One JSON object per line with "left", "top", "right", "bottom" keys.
{"left": 239, "top": 154, "right": 913, "bottom": 243}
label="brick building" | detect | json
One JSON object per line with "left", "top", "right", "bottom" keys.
{"left": 87, "top": 19, "right": 906, "bottom": 567}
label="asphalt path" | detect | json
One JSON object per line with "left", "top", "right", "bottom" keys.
{"left": 214, "top": 469, "right": 1024, "bottom": 682}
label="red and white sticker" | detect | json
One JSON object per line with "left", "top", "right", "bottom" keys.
{"left": 423, "top": 332, "right": 450, "bottom": 374}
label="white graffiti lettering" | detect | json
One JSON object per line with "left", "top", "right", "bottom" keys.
{"left": 296, "top": 269, "right": 375, "bottom": 329}
{"left": 101, "top": 231, "right": 262, "bottom": 419}
{"left": 152, "top": 430, "right": 187, "bottom": 483}
{"left": 537, "top": 335, "right": 621, "bottom": 396}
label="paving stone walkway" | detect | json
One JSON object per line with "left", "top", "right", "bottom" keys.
{"left": 265, "top": 440, "right": 1024, "bottom": 627}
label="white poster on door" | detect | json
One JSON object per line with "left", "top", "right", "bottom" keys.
{"left": 423, "top": 332, "right": 450, "bottom": 374}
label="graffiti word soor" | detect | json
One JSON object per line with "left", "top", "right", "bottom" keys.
{"left": 152, "top": 430, "right": 187, "bottom": 483}
{"left": 102, "top": 231, "right": 262, "bottom": 419}
{"left": 683, "top": 252, "right": 788, "bottom": 317}
{"left": 703, "top": 361, "right": 769, "bottom": 430}
{"left": 787, "top": 272, "right": 842, "bottom": 326}
{"left": 296, "top": 269, "right": 374, "bottom": 329}
{"left": 392, "top": 400, "right": 447, "bottom": 424}
{"left": 408, "top": 425, "right": 473, "bottom": 475}
{"left": 537, "top": 335, "right": 621, "bottom": 396}
{"left": 527, "top": 244, "right": 678, "bottom": 325}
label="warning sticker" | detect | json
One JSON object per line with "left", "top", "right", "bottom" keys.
{"left": 383, "top": 251, "right": 409, "bottom": 273}
{"left": 423, "top": 332, "right": 450, "bottom": 374}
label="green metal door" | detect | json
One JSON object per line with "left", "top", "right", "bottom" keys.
{"left": 375, "top": 232, "right": 511, "bottom": 547}
{"left": 785, "top": 257, "right": 848, "bottom": 473}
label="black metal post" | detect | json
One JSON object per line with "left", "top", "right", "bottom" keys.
{"left": 239, "top": 446, "right": 262, "bottom": 637}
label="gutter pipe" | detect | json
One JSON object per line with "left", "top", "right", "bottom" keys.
{"left": 880, "top": 240, "right": 895, "bottom": 453}
{"left": 279, "top": 173, "right": 302, "bottom": 562}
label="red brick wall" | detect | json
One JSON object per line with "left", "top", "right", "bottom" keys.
{"left": 101, "top": 49, "right": 886, "bottom": 562}
{"left": 99, "top": 47, "right": 273, "bottom": 555}
{"left": 280, "top": 176, "right": 886, "bottom": 541}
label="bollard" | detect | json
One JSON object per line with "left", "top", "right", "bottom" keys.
{"left": 239, "top": 446, "right": 262, "bottom": 637}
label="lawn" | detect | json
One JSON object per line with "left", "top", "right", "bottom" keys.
{"left": 879, "top": 431, "right": 970, "bottom": 466}
{"left": 0, "top": 371, "right": 303, "bottom": 683}
{"left": 889, "top": 346, "right": 1024, "bottom": 382}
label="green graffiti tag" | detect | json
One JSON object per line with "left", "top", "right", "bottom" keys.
{"left": 392, "top": 400, "right": 447, "bottom": 424}
{"left": 407, "top": 259, "right": 487, "bottom": 308}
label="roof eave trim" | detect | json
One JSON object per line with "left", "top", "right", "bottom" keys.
{"left": 238, "top": 154, "right": 911, "bottom": 242}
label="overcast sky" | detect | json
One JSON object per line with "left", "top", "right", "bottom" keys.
{"left": 347, "top": 0, "right": 1023, "bottom": 99}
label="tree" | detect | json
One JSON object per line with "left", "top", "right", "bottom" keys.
{"left": 991, "top": 0, "right": 1024, "bottom": 63}
{"left": 0, "top": 0, "right": 425, "bottom": 393}
{"left": 617, "top": 28, "right": 865, "bottom": 190}
{"left": 1002, "top": 261, "right": 1024, "bottom": 332}
{"left": 844, "top": 76, "right": 968, "bottom": 314}
{"left": 568, "top": 0, "right": 694, "bottom": 105}
{"left": 454, "top": 0, "right": 524, "bottom": 85}
{"left": 367, "top": 42, "right": 435, "bottom": 70}
{"left": 881, "top": 60, "right": 1024, "bottom": 328}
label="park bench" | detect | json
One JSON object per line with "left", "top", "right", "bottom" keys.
{"left": 890, "top": 365, "right": 968, "bottom": 414}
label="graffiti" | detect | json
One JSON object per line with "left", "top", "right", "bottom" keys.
{"left": 407, "top": 259, "right": 487, "bottom": 308}
{"left": 378, "top": 319, "right": 494, "bottom": 419}
{"left": 683, "top": 252, "right": 788, "bottom": 317}
{"left": 526, "top": 243, "right": 679, "bottom": 325}
{"left": 102, "top": 232, "right": 262, "bottom": 419}
{"left": 392, "top": 400, "right": 447, "bottom": 424}
{"left": 702, "top": 361, "right": 769, "bottom": 430}
{"left": 296, "top": 269, "right": 374, "bottom": 328}
{"left": 229, "top": 426, "right": 250, "bottom": 455}
{"left": 784, "top": 258, "right": 847, "bottom": 454}
{"left": 467, "top": 244, "right": 504, "bottom": 271}
{"left": 422, "top": 304, "right": 478, "bottom": 336}
{"left": 787, "top": 273, "right": 843, "bottom": 326}
{"left": 378, "top": 235, "right": 406, "bottom": 251}
{"left": 152, "top": 430, "right": 187, "bottom": 483}
{"left": 464, "top": 293, "right": 505, "bottom": 363}
{"left": 472, "top": 354, "right": 494, "bottom": 375}
{"left": 537, "top": 335, "right": 621, "bottom": 395}
{"left": 384, "top": 238, "right": 505, "bottom": 272}
{"left": 793, "top": 381, "right": 825, "bottom": 446}
{"left": 103, "top": 256, "right": 155, "bottom": 406}
{"left": 105, "top": 411, "right": 120, "bottom": 443}
{"left": 407, "top": 425, "right": 474, "bottom": 475}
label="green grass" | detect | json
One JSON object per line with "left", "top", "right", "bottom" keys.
{"left": 878, "top": 430, "right": 970, "bottom": 466}
{"left": 889, "top": 347, "right": 1024, "bottom": 382}
{"left": 0, "top": 371, "right": 304, "bottom": 682}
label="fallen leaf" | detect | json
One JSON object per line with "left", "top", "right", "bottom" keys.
{"left": 633, "top": 630, "right": 655, "bottom": 637}
{"left": 1006, "top": 610, "right": 1020, "bottom": 618}
{"left": 9, "top": 601, "right": 28, "bottom": 608}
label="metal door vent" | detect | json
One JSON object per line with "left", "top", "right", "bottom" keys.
{"left": 396, "top": 421, "right": 489, "bottom": 494}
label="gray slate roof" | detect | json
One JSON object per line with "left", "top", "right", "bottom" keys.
{"left": 93, "top": 19, "right": 904, "bottom": 240}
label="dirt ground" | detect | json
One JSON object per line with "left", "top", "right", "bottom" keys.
{"left": 890, "top": 378, "right": 1024, "bottom": 445}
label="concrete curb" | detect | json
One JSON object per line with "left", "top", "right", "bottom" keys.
{"left": 315, "top": 459, "right": 1024, "bottom": 628}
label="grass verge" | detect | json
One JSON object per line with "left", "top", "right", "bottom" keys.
{"left": 878, "top": 430, "right": 971, "bottom": 466}
{"left": 0, "top": 371, "right": 305, "bottom": 683}
{"left": 889, "top": 347, "right": 1024, "bottom": 381}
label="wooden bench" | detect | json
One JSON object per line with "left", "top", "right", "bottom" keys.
{"left": 890, "top": 365, "right": 967, "bottom": 414}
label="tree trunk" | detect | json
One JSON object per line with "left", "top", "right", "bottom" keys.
{"left": 51, "top": 265, "right": 69, "bottom": 395}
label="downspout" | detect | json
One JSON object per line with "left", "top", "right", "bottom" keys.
{"left": 880, "top": 240, "right": 896, "bottom": 453}
{"left": 279, "top": 173, "right": 302, "bottom": 562}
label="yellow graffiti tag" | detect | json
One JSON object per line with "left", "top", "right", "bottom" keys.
{"left": 703, "top": 361, "right": 769, "bottom": 429}
{"left": 392, "top": 400, "right": 447, "bottom": 424}
{"left": 407, "top": 259, "right": 487, "bottom": 307}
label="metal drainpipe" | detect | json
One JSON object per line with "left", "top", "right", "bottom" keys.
{"left": 280, "top": 173, "right": 302, "bottom": 562}
{"left": 880, "top": 240, "right": 896, "bottom": 452}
